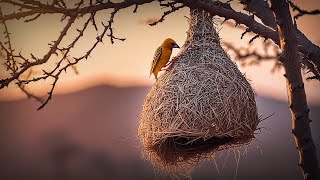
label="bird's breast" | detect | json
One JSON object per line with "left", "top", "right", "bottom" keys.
{"left": 161, "top": 49, "right": 172, "bottom": 62}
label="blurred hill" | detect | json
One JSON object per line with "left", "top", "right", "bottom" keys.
{"left": 0, "top": 85, "right": 319, "bottom": 180}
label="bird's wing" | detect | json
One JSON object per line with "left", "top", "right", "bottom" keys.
{"left": 150, "top": 46, "right": 162, "bottom": 76}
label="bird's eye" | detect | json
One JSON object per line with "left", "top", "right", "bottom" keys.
{"left": 171, "top": 42, "right": 175, "bottom": 46}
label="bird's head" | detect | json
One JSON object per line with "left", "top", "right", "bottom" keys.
{"left": 162, "top": 38, "right": 180, "bottom": 50}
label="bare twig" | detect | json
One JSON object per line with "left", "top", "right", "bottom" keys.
{"left": 0, "top": 0, "right": 156, "bottom": 109}
{"left": 240, "top": 0, "right": 277, "bottom": 30}
{"left": 224, "top": 41, "right": 282, "bottom": 73}
{"left": 0, "top": 15, "right": 76, "bottom": 89}
{"left": 288, "top": 0, "right": 320, "bottom": 20}
{"left": 19, "top": 15, "right": 92, "bottom": 85}
{"left": 175, "top": 0, "right": 320, "bottom": 80}
{"left": 37, "top": 8, "right": 121, "bottom": 110}
{"left": 224, "top": 42, "right": 279, "bottom": 62}
{"left": 149, "top": 2, "right": 185, "bottom": 26}
{"left": 17, "top": 83, "right": 44, "bottom": 103}
{"left": 17, "top": 70, "right": 43, "bottom": 103}
{"left": 0, "top": 8, "right": 18, "bottom": 75}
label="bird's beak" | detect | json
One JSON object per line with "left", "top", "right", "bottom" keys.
{"left": 173, "top": 43, "right": 180, "bottom": 48}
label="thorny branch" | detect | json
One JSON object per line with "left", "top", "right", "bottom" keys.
{"left": 270, "top": 0, "right": 319, "bottom": 178}
{"left": 149, "top": 1, "right": 185, "bottom": 26}
{"left": 288, "top": 0, "right": 320, "bottom": 20}
{"left": 175, "top": 0, "right": 320, "bottom": 81}
{"left": 17, "top": 70, "right": 44, "bottom": 103}
{"left": 0, "top": 8, "right": 18, "bottom": 74}
{"left": 224, "top": 41, "right": 281, "bottom": 71}
{"left": 224, "top": 40, "right": 320, "bottom": 80}
{"left": 0, "top": 0, "right": 153, "bottom": 109}
{"left": 238, "top": 0, "right": 320, "bottom": 79}
{"left": 0, "top": 0, "right": 320, "bottom": 109}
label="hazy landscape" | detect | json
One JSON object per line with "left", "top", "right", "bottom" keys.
{"left": 0, "top": 85, "right": 319, "bottom": 180}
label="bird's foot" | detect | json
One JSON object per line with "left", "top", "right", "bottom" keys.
{"left": 161, "top": 62, "right": 172, "bottom": 71}
{"left": 163, "top": 56, "right": 178, "bottom": 71}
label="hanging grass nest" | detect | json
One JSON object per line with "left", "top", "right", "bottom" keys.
{"left": 138, "top": 9, "right": 260, "bottom": 175}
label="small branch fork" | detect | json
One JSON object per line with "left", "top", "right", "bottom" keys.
{"left": 223, "top": 41, "right": 282, "bottom": 71}
{"left": 288, "top": 0, "right": 320, "bottom": 20}
{"left": 238, "top": 0, "right": 320, "bottom": 78}
{"left": 149, "top": 1, "right": 185, "bottom": 26}
{"left": 0, "top": 0, "right": 320, "bottom": 109}
{"left": 224, "top": 40, "right": 320, "bottom": 80}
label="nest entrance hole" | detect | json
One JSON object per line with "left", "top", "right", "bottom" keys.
{"left": 150, "top": 135, "right": 253, "bottom": 165}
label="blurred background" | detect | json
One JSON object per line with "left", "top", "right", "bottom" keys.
{"left": 0, "top": 0, "right": 319, "bottom": 179}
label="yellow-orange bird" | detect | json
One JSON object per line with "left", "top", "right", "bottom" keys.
{"left": 150, "top": 38, "right": 180, "bottom": 80}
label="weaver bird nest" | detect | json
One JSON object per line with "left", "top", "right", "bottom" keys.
{"left": 139, "top": 9, "right": 260, "bottom": 175}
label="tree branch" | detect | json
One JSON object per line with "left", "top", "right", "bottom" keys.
{"left": 0, "top": 0, "right": 158, "bottom": 109}
{"left": 177, "top": 0, "right": 279, "bottom": 43}
{"left": 149, "top": 1, "right": 185, "bottom": 26}
{"left": 175, "top": 0, "right": 320, "bottom": 81}
{"left": 0, "top": 15, "right": 76, "bottom": 89}
{"left": 240, "top": 0, "right": 277, "bottom": 30}
{"left": 17, "top": 69, "right": 43, "bottom": 103}
{"left": 270, "top": 0, "right": 319, "bottom": 179}
{"left": 224, "top": 41, "right": 281, "bottom": 70}
{"left": 288, "top": 0, "right": 320, "bottom": 20}
{"left": 0, "top": 0, "right": 154, "bottom": 21}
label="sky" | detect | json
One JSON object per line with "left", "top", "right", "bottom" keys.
{"left": 0, "top": 0, "right": 319, "bottom": 105}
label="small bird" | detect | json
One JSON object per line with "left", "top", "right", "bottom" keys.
{"left": 150, "top": 38, "right": 180, "bottom": 80}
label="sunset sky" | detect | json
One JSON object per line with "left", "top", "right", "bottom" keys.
{"left": 0, "top": 0, "right": 319, "bottom": 105}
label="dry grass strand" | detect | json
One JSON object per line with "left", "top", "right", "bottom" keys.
{"left": 139, "top": 9, "right": 260, "bottom": 176}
